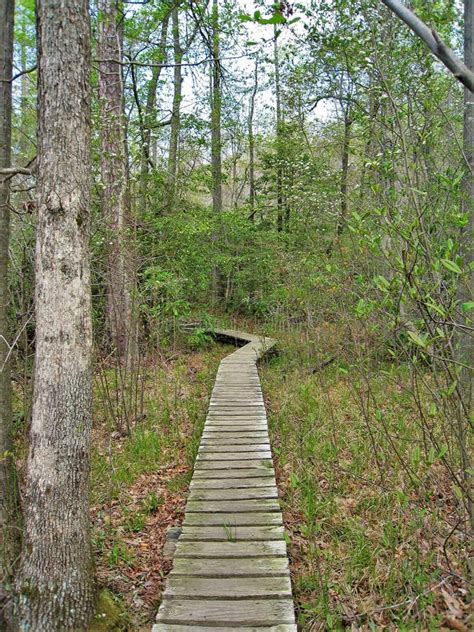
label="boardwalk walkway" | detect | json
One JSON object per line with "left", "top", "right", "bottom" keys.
{"left": 153, "top": 329, "right": 297, "bottom": 631}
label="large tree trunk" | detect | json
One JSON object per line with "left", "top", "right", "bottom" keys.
{"left": 98, "top": 0, "right": 135, "bottom": 362}
{"left": 0, "top": 0, "right": 20, "bottom": 616}
{"left": 15, "top": 1, "right": 95, "bottom": 629}
{"left": 167, "top": 3, "right": 183, "bottom": 205}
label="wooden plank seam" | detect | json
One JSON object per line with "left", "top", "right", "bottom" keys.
{"left": 153, "top": 329, "right": 297, "bottom": 631}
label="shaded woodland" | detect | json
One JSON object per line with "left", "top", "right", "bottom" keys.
{"left": 0, "top": 0, "right": 472, "bottom": 630}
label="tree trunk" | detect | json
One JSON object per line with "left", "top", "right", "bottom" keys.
{"left": 211, "top": 0, "right": 223, "bottom": 215}
{"left": 140, "top": 12, "right": 170, "bottom": 216}
{"left": 0, "top": 0, "right": 20, "bottom": 617}
{"left": 167, "top": 4, "right": 183, "bottom": 206}
{"left": 15, "top": 2, "right": 95, "bottom": 629}
{"left": 274, "top": 25, "right": 283, "bottom": 233}
{"left": 98, "top": 0, "right": 135, "bottom": 362}
{"left": 211, "top": 0, "right": 223, "bottom": 300}
{"left": 248, "top": 60, "right": 258, "bottom": 220}
{"left": 458, "top": 0, "right": 473, "bottom": 533}
{"left": 337, "top": 110, "right": 352, "bottom": 236}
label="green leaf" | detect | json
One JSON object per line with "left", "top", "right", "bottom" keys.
{"left": 374, "top": 274, "right": 390, "bottom": 292}
{"left": 462, "top": 301, "right": 474, "bottom": 312}
{"left": 438, "top": 446, "right": 448, "bottom": 459}
{"left": 407, "top": 330, "right": 428, "bottom": 348}
{"left": 447, "top": 380, "right": 457, "bottom": 396}
{"left": 256, "top": 12, "right": 287, "bottom": 25}
{"left": 441, "top": 258, "right": 462, "bottom": 274}
{"left": 428, "top": 402, "right": 437, "bottom": 417}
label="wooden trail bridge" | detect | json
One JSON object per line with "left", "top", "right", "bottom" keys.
{"left": 153, "top": 329, "right": 297, "bottom": 631}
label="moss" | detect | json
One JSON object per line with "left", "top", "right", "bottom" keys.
{"left": 88, "top": 589, "right": 130, "bottom": 632}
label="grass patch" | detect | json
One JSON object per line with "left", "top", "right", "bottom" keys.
{"left": 89, "top": 341, "right": 232, "bottom": 628}
{"left": 259, "top": 327, "right": 469, "bottom": 631}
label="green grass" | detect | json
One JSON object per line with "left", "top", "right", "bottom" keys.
{"left": 90, "top": 344, "right": 231, "bottom": 504}
{"left": 89, "top": 341, "right": 233, "bottom": 628}
{"left": 259, "top": 329, "right": 467, "bottom": 631}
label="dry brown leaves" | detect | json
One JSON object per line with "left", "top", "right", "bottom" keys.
{"left": 91, "top": 464, "right": 188, "bottom": 628}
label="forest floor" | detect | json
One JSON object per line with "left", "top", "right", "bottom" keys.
{"left": 88, "top": 342, "right": 233, "bottom": 630}
{"left": 15, "top": 324, "right": 471, "bottom": 631}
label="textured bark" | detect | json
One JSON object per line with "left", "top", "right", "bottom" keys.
{"left": 381, "top": 0, "right": 474, "bottom": 91}
{"left": 273, "top": 25, "right": 283, "bottom": 233}
{"left": 0, "top": 0, "right": 20, "bottom": 612}
{"left": 14, "top": 1, "right": 95, "bottom": 630}
{"left": 336, "top": 111, "right": 352, "bottom": 236}
{"left": 458, "top": 0, "right": 473, "bottom": 532}
{"left": 167, "top": 4, "right": 183, "bottom": 197}
{"left": 140, "top": 12, "right": 170, "bottom": 216}
{"left": 248, "top": 60, "right": 258, "bottom": 220}
{"left": 98, "top": 0, "right": 134, "bottom": 361}
{"left": 211, "top": 0, "right": 223, "bottom": 301}
{"left": 211, "top": 0, "right": 222, "bottom": 216}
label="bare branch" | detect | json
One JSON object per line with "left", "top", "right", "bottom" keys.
{"left": 93, "top": 54, "right": 248, "bottom": 69}
{"left": 0, "top": 166, "right": 33, "bottom": 176}
{"left": 381, "top": 0, "right": 474, "bottom": 92}
{"left": 0, "top": 65, "right": 37, "bottom": 83}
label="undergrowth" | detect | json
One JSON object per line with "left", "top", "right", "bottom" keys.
{"left": 259, "top": 326, "right": 471, "bottom": 631}
{"left": 89, "top": 340, "right": 232, "bottom": 629}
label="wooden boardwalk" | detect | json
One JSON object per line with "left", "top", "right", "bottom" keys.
{"left": 153, "top": 329, "right": 297, "bottom": 631}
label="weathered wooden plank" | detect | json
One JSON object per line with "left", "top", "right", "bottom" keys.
{"left": 210, "top": 396, "right": 263, "bottom": 401}
{"left": 155, "top": 598, "right": 295, "bottom": 626}
{"left": 163, "top": 575, "right": 292, "bottom": 598}
{"left": 186, "top": 499, "right": 280, "bottom": 513}
{"left": 174, "top": 540, "right": 286, "bottom": 559}
{"left": 193, "top": 459, "right": 274, "bottom": 470}
{"left": 204, "top": 423, "right": 268, "bottom": 430}
{"left": 206, "top": 412, "right": 267, "bottom": 417}
{"left": 202, "top": 424, "right": 268, "bottom": 439}
{"left": 188, "top": 486, "right": 278, "bottom": 501}
{"left": 203, "top": 428, "right": 268, "bottom": 433}
{"left": 208, "top": 404, "right": 265, "bottom": 409}
{"left": 204, "top": 423, "right": 268, "bottom": 429}
{"left": 179, "top": 525, "right": 285, "bottom": 541}
{"left": 183, "top": 511, "right": 283, "bottom": 526}
{"left": 200, "top": 435, "right": 269, "bottom": 444}
{"left": 204, "top": 418, "right": 267, "bottom": 424}
{"left": 190, "top": 476, "right": 276, "bottom": 489}
{"left": 196, "top": 451, "right": 272, "bottom": 461}
{"left": 153, "top": 625, "right": 297, "bottom": 632}
{"left": 192, "top": 467, "right": 275, "bottom": 480}
{"left": 199, "top": 443, "right": 270, "bottom": 452}
{"left": 170, "top": 555, "right": 288, "bottom": 577}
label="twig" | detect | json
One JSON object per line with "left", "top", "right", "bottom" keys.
{"left": 381, "top": 0, "right": 474, "bottom": 92}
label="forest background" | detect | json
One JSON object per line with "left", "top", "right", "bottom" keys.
{"left": 0, "top": 0, "right": 472, "bottom": 630}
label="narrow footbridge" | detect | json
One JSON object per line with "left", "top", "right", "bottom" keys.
{"left": 153, "top": 329, "right": 297, "bottom": 631}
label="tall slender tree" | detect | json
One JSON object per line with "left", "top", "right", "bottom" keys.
{"left": 139, "top": 10, "right": 170, "bottom": 216}
{"left": 248, "top": 59, "right": 258, "bottom": 220}
{"left": 15, "top": 1, "right": 95, "bottom": 629}
{"left": 211, "top": 0, "right": 223, "bottom": 216}
{"left": 273, "top": 24, "right": 284, "bottom": 232}
{"left": 0, "top": 0, "right": 20, "bottom": 614}
{"left": 168, "top": 2, "right": 183, "bottom": 194}
{"left": 98, "top": 0, "right": 135, "bottom": 362}
{"left": 210, "top": 0, "right": 223, "bottom": 300}
{"left": 458, "top": 0, "right": 473, "bottom": 534}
